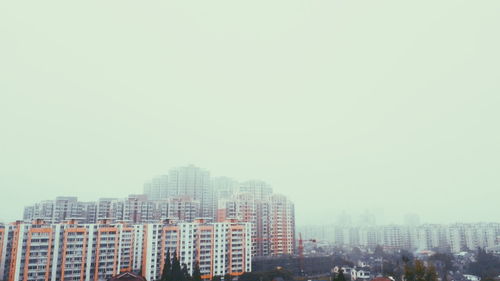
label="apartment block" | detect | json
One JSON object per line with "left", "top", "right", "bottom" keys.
{"left": 138, "top": 219, "right": 252, "bottom": 281}
{"left": 216, "top": 192, "right": 295, "bottom": 257}
{"left": 0, "top": 219, "right": 251, "bottom": 281}
{"left": 24, "top": 196, "right": 201, "bottom": 225}
{"left": 0, "top": 219, "right": 135, "bottom": 281}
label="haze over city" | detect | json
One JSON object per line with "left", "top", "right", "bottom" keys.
{"left": 1, "top": 0, "right": 499, "bottom": 227}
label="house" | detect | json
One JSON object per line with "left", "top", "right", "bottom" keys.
{"left": 463, "top": 274, "right": 481, "bottom": 281}
{"left": 354, "top": 270, "right": 371, "bottom": 280}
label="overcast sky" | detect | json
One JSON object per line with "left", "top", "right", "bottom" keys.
{"left": 1, "top": 1, "right": 499, "bottom": 226}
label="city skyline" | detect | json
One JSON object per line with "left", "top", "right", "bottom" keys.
{"left": 2, "top": 163, "right": 500, "bottom": 226}
{"left": 1, "top": 1, "right": 500, "bottom": 281}
{"left": 16, "top": 164, "right": 500, "bottom": 261}
{"left": 6, "top": 164, "right": 500, "bottom": 226}
{"left": 20, "top": 164, "right": 297, "bottom": 258}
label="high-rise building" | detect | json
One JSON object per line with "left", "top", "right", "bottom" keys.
{"left": 359, "top": 226, "right": 380, "bottom": 248}
{"left": 216, "top": 192, "right": 295, "bottom": 257}
{"left": 448, "top": 224, "right": 466, "bottom": 253}
{"left": 143, "top": 175, "right": 169, "bottom": 200}
{"left": 167, "top": 196, "right": 200, "bottom": 222}
{"left": 298, "top": 222, "right": 499, "bottom": 253}
{"left": 416, "top": 224, "right": 449, "bottom": 251}
{"left": 22, "top": 197, "right": 96, "bottom": 224}
{"left": 268, "top": 194, "right": 295, "bottom": 256}
{"left": 239, "top": 180, "right": 273, "bottom": 201}
{"left": 381, "top": 225, "right": 405, "bottom": 250}
{"left": 212, "top": 177, "right": 239, "bottom": 200}
{"left": 0, "top": 219, "right": 135, "bottom": 281}
{"left": 0, "top": 219, "right": 252, "bottom": 281}
{"left": 23, "top": 196, "right": 200, "bottom": 224}
{"left": 96, "top": 197, "right": 121, "bottom": 221}
{"left": 143, "top": 165, "right": 213, "bottom": 218}
{"left": 139, "top": 219, "right": 252, "bottom": 280}
{"left": 168, "top": 165, "right": 213, "bottom": 218}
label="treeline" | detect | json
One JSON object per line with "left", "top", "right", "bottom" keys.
{"left": 468, "top": 248, "right": 500, "bottom": 279}
{"left": 403, "top": 260, "right": 438, "bottom": 281}
{"left": 252, "top": 255, "right": 352, "bottom": 276}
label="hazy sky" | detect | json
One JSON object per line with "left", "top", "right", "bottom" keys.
{"left": 1, "top": 1, "right": 499, "bottom": 226}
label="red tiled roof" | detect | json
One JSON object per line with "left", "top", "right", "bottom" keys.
{"left": 108, "top": 272, "right": 147, "bottom": 281}
{"left": 371, "top": 277, "right": 392, "bottom": 281}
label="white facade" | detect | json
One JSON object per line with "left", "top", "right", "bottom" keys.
{"left": 139, "top": 220, "right": 252, "bottom": 281}
{"left": 0, "top": 220, "right": 252, "bottom": 281}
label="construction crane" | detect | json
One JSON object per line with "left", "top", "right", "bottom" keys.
{"left": 298, "top": 233, "right": 317, "bottom": 275}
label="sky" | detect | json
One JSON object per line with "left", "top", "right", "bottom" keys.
{"left": 1, "top": 1, "right": 499, "bottom": 226}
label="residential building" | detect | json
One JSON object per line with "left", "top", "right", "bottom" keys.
{"left": 216, "top": 192, "right": 295, "bottom": 257}
{"left": 0, "top": 219, "right": 251, "bottom": 281}
{"left": 143, "top": 175, "right": 169, "bottom": 200}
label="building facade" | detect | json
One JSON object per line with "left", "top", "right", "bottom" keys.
{"left": 23, "top": 196, "right": 202, "bottom": 225}
{"left": 216, "top": 192, "right": 295, "bottom": 257}
{"left": 0, "top": 219, "right": 251, "bottom": 281}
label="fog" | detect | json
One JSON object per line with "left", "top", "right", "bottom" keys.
{"left": 1, "top": 1, "right": 499, "bottom": 226}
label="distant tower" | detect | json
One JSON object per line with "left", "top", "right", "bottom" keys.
{"left": 168, "top": 165, "right": 213, "bottom": 218}
{"left": 143, "top": 165, "right": 214, "bottom": 218}
{"left": 143, "top": 175, "right": 169, "bottom": 200}
{"left": 239, "top": 180, "right": 273, "bottom": 201}
{"left": 212, "top": 177, "right": 239, "bottom": 200}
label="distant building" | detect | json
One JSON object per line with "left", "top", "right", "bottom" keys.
{"left": 239, "top": 180, "right": 273, "bottom": 201}
{"left": 298, "top": 221, "right": 500, "bottom": 253}
{"left": 216, "top": 191, "right": 295, "bottom": 257}
{"left": 23, "top": 195, "right": 202, "bottom": 224}
{"left": 167, "top": 165, "right": 214, "bottom": 218}
{"left": 416, "top": 224, "right": 449, "bottom": 251}
{"left": 212, "top": 177, "right": 239, "bottom": 200}
{"left": 143, "top": 165, "right": 213, "bottom": 218}
{"left": 143, "top": 175, "right": 169, "bottom": 200}
{"left": 22, "top": 196, "right": 96, "bottom": 224}
{"left": 359, "top": 226, "right": 380, "bottom": 248}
